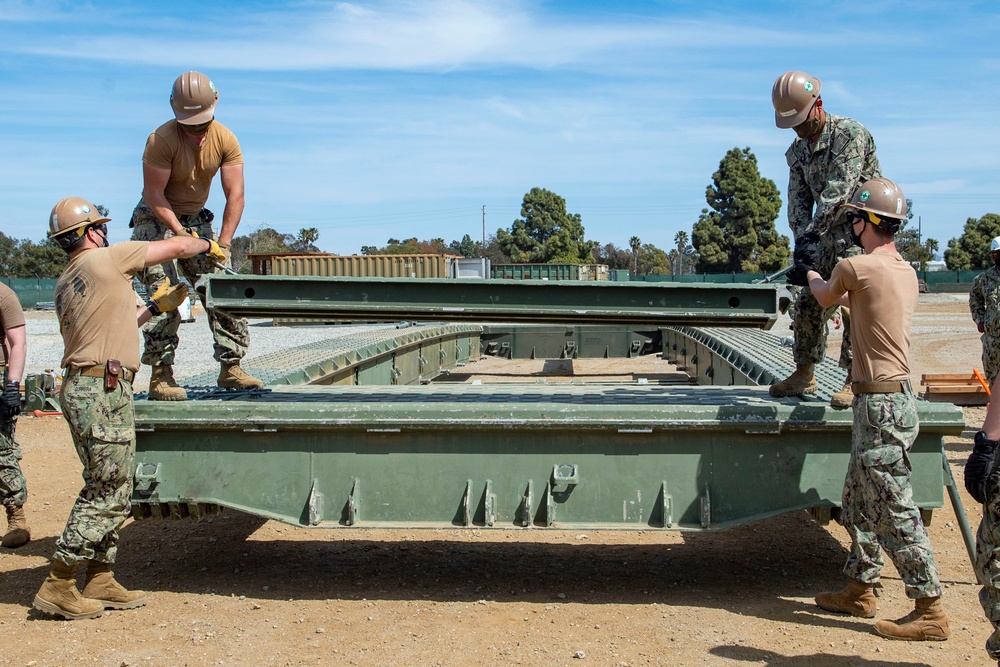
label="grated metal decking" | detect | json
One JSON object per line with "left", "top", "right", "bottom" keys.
{"left": 664, "top": 326, "right": 848, "bottom": 399}
{"left": 157, "top": 323, "right": 482, "bottom": 393}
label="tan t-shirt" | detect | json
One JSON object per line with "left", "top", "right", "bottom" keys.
{"left": 0, "top": 282, "right": 26, "bottom": 366}
{"left": 55, "top": 242, "right": 148, "bottom": 372}
{"left": 142, "top": 119, "right": 243, "bottom": 215}
{"left": 828, "top": 251, "right": 918, "bottom": 382}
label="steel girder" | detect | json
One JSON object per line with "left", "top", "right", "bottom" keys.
{"left": 202, "top": 276, "right": 780, "bottom": 328}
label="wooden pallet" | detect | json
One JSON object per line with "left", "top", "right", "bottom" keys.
{"left": 921, "top": 373, "right": 989, "bottom": 406}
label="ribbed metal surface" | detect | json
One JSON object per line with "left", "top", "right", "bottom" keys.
{"left": 663, "top": 326, "right": 847, "bottom": 399}
{"left": 272, "top": 254, "right": 455, "bottom": 279}
{"left": 158, "top": 323, "right": 481, "bottom": 392}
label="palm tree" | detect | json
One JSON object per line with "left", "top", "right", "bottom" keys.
{"left": 674, "top": 231, "right": 688, "bottom": 275}
{"left": 629, "top": 236, "right": 641, "bottom": 274}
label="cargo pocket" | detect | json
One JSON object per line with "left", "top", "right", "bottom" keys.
{"left": 87, "top": 422, "right": 134, "bottom": 489}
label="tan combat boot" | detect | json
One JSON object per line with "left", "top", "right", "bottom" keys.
{"left": 830, "top": 370, "right": 853, "bottom": 409}
{"left": 148, "top": 365, "right": 187, "bottom": 401}
{"left": 218, "top": 363, "right": 264, "bottom": 390}
{"left": 769, "top": 363, "right": 817, "bottom": 397}
{"left": 2, "top": 504, "right": 31, "bottom": 548}
{"left": 33, "top": 560, "right": 104, "bottom": 620}
{"left": 874, "top": 596, "right": 950, "bottom": 641}
{"left": 815, "top": 578, "right": 876, "bottom": 618}
{"left": 82, "top": 560, "right": 148, "bottom": 610}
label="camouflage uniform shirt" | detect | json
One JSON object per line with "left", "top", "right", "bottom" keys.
{"left": 784, "top": 113, "right": 880, "bottom": 369}
{"left": 786, "top": 113, "right": 881, "bottom": 242}
{"left": 970, "top": 266, "right": 1000, "bottom": 384}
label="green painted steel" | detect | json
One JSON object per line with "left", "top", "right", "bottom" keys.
{"left": 131, "top": 383, "right": 963, "bottom": 530}
{"left": 662, "top": 326, "right": 848, "bottom": 395}
{"left": 202, "top": 275, "right": 780, "bottom": 328}
{"left": 479, "top": 324, "right": 661, "bottom": 359}
{"left": 174, "top": 323, "right": 481, "bottom": 389}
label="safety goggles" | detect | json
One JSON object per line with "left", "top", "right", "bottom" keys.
{"left": 846, "top": 209, "right": 884, "bottom": 226}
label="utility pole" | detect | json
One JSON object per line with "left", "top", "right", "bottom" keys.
{"left": 481, "top": 205, "right": 486, "bottom": 255}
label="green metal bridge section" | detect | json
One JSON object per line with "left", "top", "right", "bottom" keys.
{"left": 202, "top": 275, "right": 781, "bottom": 328}
{"left": 173, "top": 322, "right": 481, "bottom": 391}
{"left": 132, "top": 276, "right": 966, "bottom": 537}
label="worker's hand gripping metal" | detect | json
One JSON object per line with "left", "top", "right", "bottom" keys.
{"left": 965, "top": 431, "right": 1000, "bottom": 504}
{"left": 786, "top": 231, "right": 822, "bottom": 287}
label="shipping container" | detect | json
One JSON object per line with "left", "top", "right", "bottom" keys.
{"left": 262, "top": 254, "right": 459, "bottom": 279}
{"left": 491, "top": 263, "right": 609, "bottom": 281}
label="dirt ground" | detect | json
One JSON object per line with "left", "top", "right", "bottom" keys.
{"left": 1, "top": 295, "right": 996, "bottom": 666}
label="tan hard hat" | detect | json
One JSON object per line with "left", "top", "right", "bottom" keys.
{"left": 48, "top": 197, "right": 111, "bottom": 239}
{"left": 170, "top": 71, "right": 218, "bottom": 125}
{"left": 846, "top": 178, "right": 907, "bottom": 223}
{"left": 772, "top": 71, "right": 822, "bottom": 129}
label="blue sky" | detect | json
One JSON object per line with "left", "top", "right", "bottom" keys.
{"left": 1, "top": 1, "right": 998, "bottom": 256}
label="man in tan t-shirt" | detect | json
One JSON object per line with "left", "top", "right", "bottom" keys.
{"left": 791, "top": 178, "right": 949, "bottom": 641}
{"left": 129, "top": 70, "right": 262, "bottom": 401}
{"left": 33, "top": 196, "right": 224, "bottom": 621}
{"left": 0, "top": 281, "right": 30, "bottom": 548}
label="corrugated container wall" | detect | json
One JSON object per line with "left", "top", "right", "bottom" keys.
{"left": 491, "top": 263, "right": 609, "bottom": 281}
{"left": 271, "top": 254, "right": 457, "bottom": 279}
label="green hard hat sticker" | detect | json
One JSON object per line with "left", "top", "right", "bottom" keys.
{"left": 803, "top": 81, "right": 814, "bottom": 92}
{"left": 859, "top": 190, "right": 871, "bottom": 202}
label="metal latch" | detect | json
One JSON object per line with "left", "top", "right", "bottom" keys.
{"left": 551, "top": 463, "right": 579, "bottom": 490}
{"left": 134, "top": 462, "right": 160, "bottom": 497}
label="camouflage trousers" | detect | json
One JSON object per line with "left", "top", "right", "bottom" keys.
{"left": 976, "top": 462, "right": 1000, "bottom": 659}
{"left": 130, "top": 201, "right": 249, "bottom": 366}
{"left": 791, "top": 229, "right": 860, "bottom": 369}
{"left": 982, "top": 332, "right": 1000, "bottom": 386}
{"left": 840, "top": 389, "right": 942, "bottom": 599}
{"left": 0, "top": 418, "right": 27, "bottom": 508}
{"left": 53, "top": 375, "right": 135, "bottom": 566}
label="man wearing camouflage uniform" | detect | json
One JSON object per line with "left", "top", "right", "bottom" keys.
{"left": 794, "top": 178, "right": 949, "bottom": 641}
{"left": 1, "top": 281, "right": 30, "bottom": 548}
{"left": 770, "top": 71, "right": 881, "bottom": 408}
{"left": 130, "top": 70, "right": 262, "bottom": 401}
{"left": 970, "top": 236, "right": 1000, "bottom": 385}
{"left": 34, "top": 197, "right": 221, "bottom": 620}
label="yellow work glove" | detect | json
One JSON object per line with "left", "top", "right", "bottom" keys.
{"left": 191, "top": 231, "right": 228, "bottom": 263}
{"left": 147, "top": 280, "right": 189, "bottom": 314}
{"left": 218, "top": 242, "right": 232, "bottom": 265}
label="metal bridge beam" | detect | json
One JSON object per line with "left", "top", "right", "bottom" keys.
{"left": 203, "top": 276, "right": 780, "bottom": 328}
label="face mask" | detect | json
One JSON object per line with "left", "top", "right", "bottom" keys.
{"left": 850, "top": 220, "right": 865, "bottom": 248}
{"left": 794, "top": 113, "right": 823, "bottom": 139}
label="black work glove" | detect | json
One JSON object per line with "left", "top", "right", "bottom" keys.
{"left": 786, "top": 263, "right": 812, "bottom": 287}
{"left": 1, "top": 381, "right": 20, "bottom": 417}
{"left": 965, "top": 430, "right": 1000, "bottom": 504}
{"left": 793, "top": 231, "right": 822, "bottom": 270}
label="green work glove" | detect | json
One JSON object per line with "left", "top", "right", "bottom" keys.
{"left": 148, "top": 280, "right": 189, "bottom": 314}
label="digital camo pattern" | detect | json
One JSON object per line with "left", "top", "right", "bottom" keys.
{"left": 790, "top": 229, "right": 861, "bottom": 368}
{"left": 785, "top": 114, "right": 881, "bottom": 240}
{"left": 840, "top": 390, "right": 942, "bottom": 599}
{"left": 785, "top": 114, "right": 879, "bottom": 369}
{"left": 977, "top": 464, "right": 1000, "bottom": 659}
{"left": 970, "top": 266, "right": 1000, "bottom": 384}
{"left": 0, "top": 419, "right": 26, "bottom": 508}
{"left": 53, "top": 375, "right": 135, "bottom": 565}
{"left": 130, "top": 201, "right": 249, "bottom": 366}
